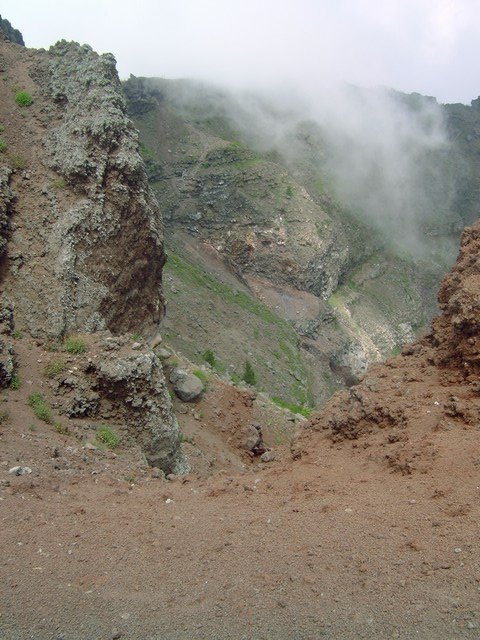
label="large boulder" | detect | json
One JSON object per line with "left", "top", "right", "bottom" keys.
{"left": 170, "top": 368, "right": 203, "bottom": 402}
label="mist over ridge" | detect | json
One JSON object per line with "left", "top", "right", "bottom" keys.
{"left": 144, "top": 74, "right": 471, "bottom": 264}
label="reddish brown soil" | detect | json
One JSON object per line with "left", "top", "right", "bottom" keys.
{"left": 2, "top": 213, "right": 480, "bottom": 640}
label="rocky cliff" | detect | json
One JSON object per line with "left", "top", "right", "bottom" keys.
{"left": 301, "top": 219, "right": 480, "bottom": 474}
{"left": 0, "top": 36, "right": 187, "bottom": 473}
{"left": 1, "top": 39, "right": 165, "bottom": 338}
{"left": 0, "top": 15, "right": 24, "bottom": 46}
{"left": 123, "top": 76, "right": 463, "bottom": 407}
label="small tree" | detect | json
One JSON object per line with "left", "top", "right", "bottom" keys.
{"left": 242, "top": 360, "right": 257, "bottom": 386}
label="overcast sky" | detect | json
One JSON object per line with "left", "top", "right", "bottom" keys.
{"left": 3, "top": 0, "right": 479, "bottom": 104}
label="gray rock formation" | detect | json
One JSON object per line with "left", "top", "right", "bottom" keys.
{"left": 0, "top": 166, "right": 14, "bottom": 260}
{"left": 94, "top": 351, "right": 189, "bottom": 473}
{"left": 170, "top": 367, "right": 204, "bottom": 402}
{"left": 0, "top": 337, "right": 14, "bottom": 388}
{"left": 3, "top": 41, "right": 165, "bottom": 338}
{"left": 0, "top": 38, "right": 187, "bottom": 472}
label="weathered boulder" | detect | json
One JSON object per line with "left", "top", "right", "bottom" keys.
{"left": 170, "top": 368, "right": 203, "bottom": 402}
{"left": 0, "top": 337, "right": 14, "bottom": 388}
{"left": 93, "top": 351, "right": 189, "bottom": 473}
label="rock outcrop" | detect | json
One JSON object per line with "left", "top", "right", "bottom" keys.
{"left": 1, "top": 40, "right": 165, "bottom": 338}
{"left": 0, "top": 15, "right": 24, "bottom": 46}
{"left": 301, "top": 220, "right": 480, "bottom": 473}
{"left": 0, "top": 38, "right": 188, "bottom": 472}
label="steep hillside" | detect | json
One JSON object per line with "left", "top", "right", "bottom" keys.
{"left": 123, "top": 76, "right": 469, "bottom": 407}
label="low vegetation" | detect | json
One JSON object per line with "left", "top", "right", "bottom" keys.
{"left": 0, "top": 140, "right": 7, "bottom": 152}
{"left": 193, "top": 369, "right": 209, "bottom": 388}
{"left": 9, "top": 373, "right": 20, "bottom": 390}
{"left": 96, "top": 425, "right": 122, "bottom": 449}
{"left": 15, "top": 91, "right": 33, "bottom": 107}
{"left": 28, "top": 392, "right": 52, "bottom": 424}
{"left": 44, "top": 359, "right": 66, "bottom": 378}
{"left": 63, "top": 335, "right": 88, "bottom": 354}
{"left": 271, "top": 396, "right": 312, "bottom": 418}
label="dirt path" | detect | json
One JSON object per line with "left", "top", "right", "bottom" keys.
{"left": 2, "top": 396, "right": 479, "bottom": 639}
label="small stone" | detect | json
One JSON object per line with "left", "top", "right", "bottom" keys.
{"left": 112, "top": 630, "right": 123, "bottom": 639}
{"left": 260, "top": 450, "right": 276, "bottom": 463}
{"left": 84, "top": 443, "right": 97, "bottom": 450}
{"left": 8, "top": 466, "right": 32, "bottom": 476}
{"left": 152, "top": 467, "right": 165, "bottom": 479}
{"left": 454, "top": 548, "right": 462, "bottom": 553}
{"left": 149, "top": 334, "right": 162, "bottom": 349}
{"left": 166, "top": 473, "right": 177, "bottom": 481}
{"left": 131, "top": 342, "right": 142, "bottom": 350}
{"left": 165, "top": 498, "right": 174, "bottom": 504}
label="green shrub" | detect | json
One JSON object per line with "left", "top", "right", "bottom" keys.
{"left": 193, "top": 369, "right": 209, "bottom": 387}
{"left": 63, "top": 336, "right": 87, "bottom": 354}
{"left": 11, "top": 329, "right": 23, "bottom": 339}
{"left": 52, "top": 177, "right": 66, "bottom": 190}
{"left": 54, "top": 422, "right": 69, "bottom": 435}
{"left": 9, "top": 373, "right": 20, "bottom": 390}
{"left": 286, "top": 185, "right": 294, "bottom": 197}
{"left": 131, "top": 333, "right": 142, "bottom": 342}
{"left": 15, "top": 91, "right": 33, "bottom": 107}
{"left": 28, "top": 392, "right": 52, "bottom": 423}
{"left": 242, "top": 360, "right": 257, "bottom": 386}
{"left": 0, "top": 140, "right": 7, "bottom": 152}
{"left": 203, "top": 349, "right": 217, "bottom": 367}
{"left": 96, "top": 425, "right": 121, "bottom": 449}
{"left": 10, "top": 154, "right": 26, "bottom": 169}
{"left": 271, "top": 396, "right": 312, "bottom": 418}
{"left": 44, "top": 359, "right": 66, "bottom": 378}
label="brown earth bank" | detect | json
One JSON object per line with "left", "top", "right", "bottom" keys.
{"left": 1, "top": 222, "right": 480, "bottom": 639}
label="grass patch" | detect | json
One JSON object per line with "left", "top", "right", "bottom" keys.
{"left": 179, "top": 432, "right": 195, "bottom": 445}
{"left": 10, "top": 154, "right": 26, "bottom": 169}
{"left": 44, "top": 359, "right": 66, "bottom": 379}
{"left": 63, "top": 335, "right": 88, "bottom": 354}
{"left": 0, "top": 140, "right": 7, "bottom": 152}
{"left": 166, "top": 252, "right": 286, "bottom": 326}
{"left": 271, "top": 396, "right": 312, "bottom": 418}
{"left": 28, "top": 392, "right": 52, "bottom": 424}
{"left": 54, "top": 422, "right": 69, "bottom": 435}
{"left": 96, "top": 425, "right": 121, "bottom": 449}
{"left": 193, "top": 369, "right": 209, "bottom": 387}
{"left": 9, "top": 373, "right": 20, "bottom": 390}
{"left": 52, "top": 177, "right": 66, "bottom": 190}
{"left": 15, "top": 91, "right": 33, "bottom": 107}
